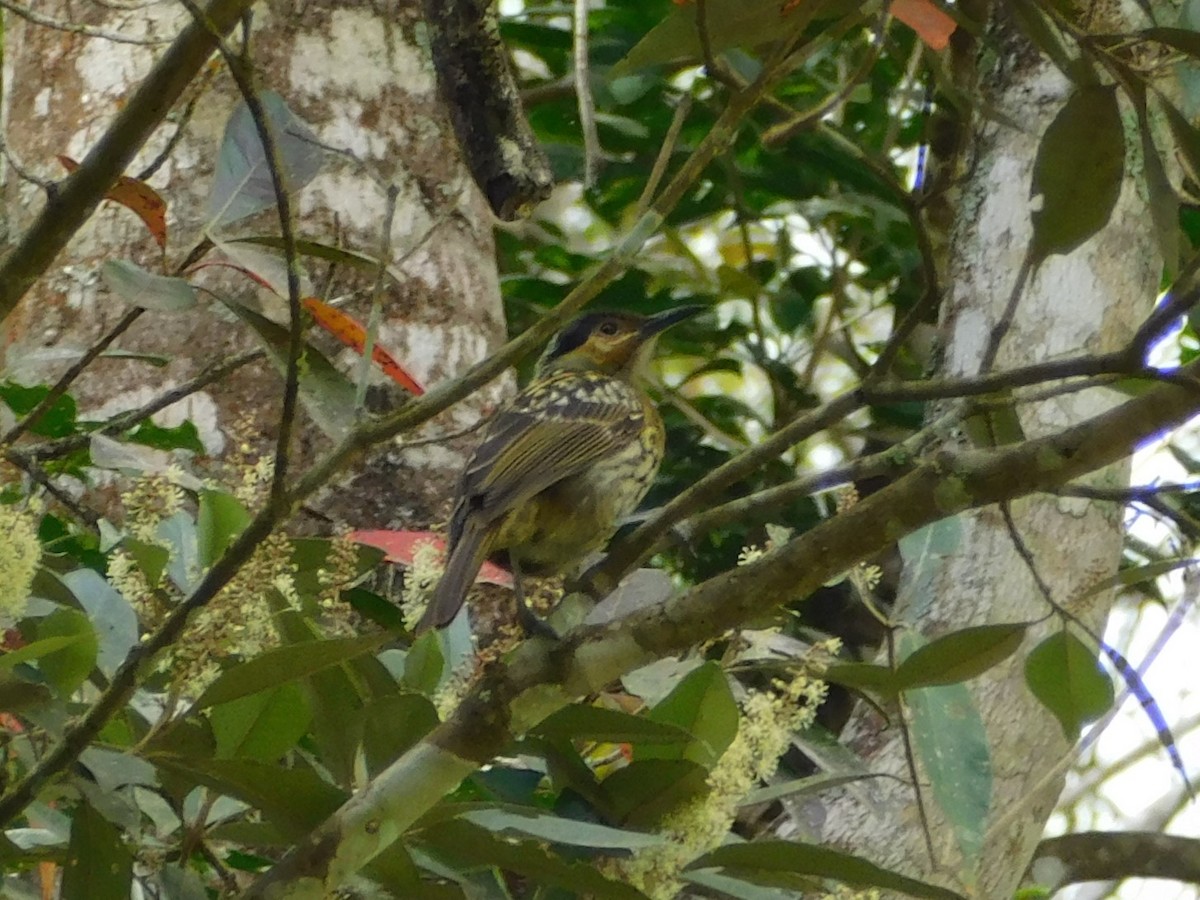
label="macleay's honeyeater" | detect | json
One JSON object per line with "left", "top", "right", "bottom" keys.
{"left": 417, "top": 306, "right": 700, "bottom": 635}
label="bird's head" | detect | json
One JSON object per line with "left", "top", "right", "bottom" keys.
{"left": 537, "top": 306, "right": 702, "bottom": 376}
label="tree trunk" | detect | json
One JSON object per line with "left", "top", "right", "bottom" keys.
{"left": 800, "top": 15, "right": 1155, "bottom": 897}
{"left": 1, "top": 0, "right": 505, "bottom": 527}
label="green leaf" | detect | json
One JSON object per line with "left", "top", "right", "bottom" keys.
{"left": 274, "top": 610, "right": 366, "bottom": 787}
{"left": 147, "top": 754, "right": 347, "bottom": 839}
{"left": 791, "top": 724, "right": 887, "bottom": 815}
{"left": 684, "top": 868, "right": 815, "bottom": 899}
{"left": 344, "top": 586, "right": 406, "bottom": 631}
{"left": 211, "top": 682, "right": 311, "bottom": 760}
{"left": 613, "top": 0, "right": 833, "bottom": 77}
{"left": 460, "top": 807, "right": 664, "bottom": 850}
{"left": 0, "top": 671, "right": 52, "bottom": 713}
{"left": 1024, "top": 631, "right": 1114, "bottom": 740}
{"left": 0, "top": 380, "right": 78, "bottom": 437}
{"left": 100, "top": 260, "right": 197, "bottom": 312}
{"left": 156, "top": 865, "right": 209, "bottom": 900}
{"left": 402, "top": 630, "right": 445, "bottom": 695}
{"left": 891, "top": 624, "right": 1029, "bottom": 690}
{"left": 62, "top": 800, "right": 133, "bottom": 900}
{"left": 899, "top": 632, "right": 992, "bottom": 871}
{"left": 822, "top": 662, "right": 898, "bottom": 693}
{"left": 687, "top": 841, "right": 966, "bottom": 900}
{"left": 221, "top": 301, "right": 358, "bottom": 440}
{"left": 417, "top": 819, "right": 648, "bottom": 899}
{"left": 291, "top": 537, "right": 385, "bottom": 598}
{"left": 35, "top": 608, "right": 99, "bottom": 696}
{"left": 207, "top": 92, "right": 324, "bottom": 229}
{"left": 1030, "top": 84, "right": 1125, "bottom": 263}
{"left": 126, "top": 419, "right": 205, "bottom": 454}
{"left": 637, "top": 661, "right": 738, "bottom": 768}
{"left": 231, "top": 236, "right": 403, "bottom": 285}
{"left": 360, "top": 692, "right": 439, "bottom": 775}
{"left": 741, "top": 772, "right": 884, "bottom": 807}
{"left": 1162, "top": 98, "right": 1200, "bottom": 189}
{"left": 600, "top": 758, "right": 710, "bottom": 827}
{"left": 78, "top": 747, "right": 157, "bottom": 792}
{"left": 1080, "top": 556, "right": 1198, "bottom": 600}
{"left": 0, "top": 634, "right": 84, "bottom": 671}
{"left": 192, "top": 631, "right": 392, "bottom": 710}
{"left": 1136, "top": 100, "right": 1180, "bottom": 277}
{"left": 61, "top": 568, "right": 139, "bottom": 677}
{"left": 123, "top": 538, "right": 171, "bottom": 587}
{"left": 196, "top": 489, "right": 251, "bottom": 569}
{"left": 533, "top": 704, "right": 696, "bottom": 746}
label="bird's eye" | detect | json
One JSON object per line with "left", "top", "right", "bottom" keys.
{"left": 598, "top": 321, "right": 620, "bottom": 336}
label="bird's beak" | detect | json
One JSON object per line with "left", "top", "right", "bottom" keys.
{"left": 640, "top": 305, "right": 704, "bottom": 338}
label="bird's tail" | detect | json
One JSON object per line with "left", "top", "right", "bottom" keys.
{"left": 416, "top": 524, "right": 490, "bottom": 632}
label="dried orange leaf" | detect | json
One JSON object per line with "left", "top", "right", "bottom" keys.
{"left": 59, "top": 155, "right": 168, "bottom": 250}
{"left": 302, "top": 297, "right": 424, "bottom": 395}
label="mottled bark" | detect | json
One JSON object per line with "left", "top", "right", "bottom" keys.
{"left": 793, "top": 14, "right": 1156, "bottom": 898}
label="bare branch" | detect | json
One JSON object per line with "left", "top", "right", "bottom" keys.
{"left": 1031, "top": 832, "right": 1200, "bottom": 886}
{"left": 0, "top": 0, "right": 170, "bottom": 45}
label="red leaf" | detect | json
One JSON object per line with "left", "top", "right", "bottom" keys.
{"left": 302, "top": 298, "right": 425, "bottom": 395}
{"left": 890, "top": 0, "right": 956, "bottom": 50}
{"left": 350, "top": 529, "right": 513, "bottom": 587}
{"left": 59, "top": 155, "right": 168, "bottom": 250}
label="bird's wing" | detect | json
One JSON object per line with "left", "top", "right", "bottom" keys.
{"left": 449, "top": 375, "right": 643, "bottom": 541}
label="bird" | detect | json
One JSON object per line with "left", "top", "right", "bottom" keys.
{"left": 416, "top": 305, "right": 701, "bottom": 636}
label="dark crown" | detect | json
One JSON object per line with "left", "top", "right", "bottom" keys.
{"left": 543, "top": 312, "right": 634, "bottom": 362}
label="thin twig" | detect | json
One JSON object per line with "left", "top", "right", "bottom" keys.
{"left": 682, "top": 445, "right": 918, "bottom": 543}
{"left": 0, "top": 0, "right": 170, "bottom": 44}
{"left": 761, "top": 11, "right": 888, "bottom": 147}
{"left": 356, "top": 184, "right": 400, "bottom": 412}
{"left": 10, "top": 349, "right": 265, "bottom": 464}
{"left": 662, "top": 385, "right": 748, "bottom": 454}
{"left": 979, "top": 251, "right": 1034, "bottom": 373}
{"left": 891, "top": 633, "right": 939, "bottom": 867}
{"left": 179, "top": 0, "right": 305, "bottom": 503}
{"left": 573, "top": 0, "right": 602, "bottom": 187}
{"left": 633, "top": 94, "right": 693, "bottom": 219}
{"left": 12, "top": 457, "right": 99, "bottom": 528}
{"left": 1077, "top": 569, "right": 1200, "bottom": 758}
{"left": 3, "top": 308, "right": 144, "bottom": 444}
{"left": 136, "top": 76, "right": 213, "bottom": 182}
{"left": 581, "top": 391, "right": 866, "bottom": 595}
{"left": 695, "top": 0, "right": 719, "bottom": 76}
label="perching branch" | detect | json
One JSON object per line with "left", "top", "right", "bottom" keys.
{"left": 1030, "top": 831, "right": 1200, "bottom": 887}
{"left": 248, "top": 341, "right": 1200, "bottom": 898}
